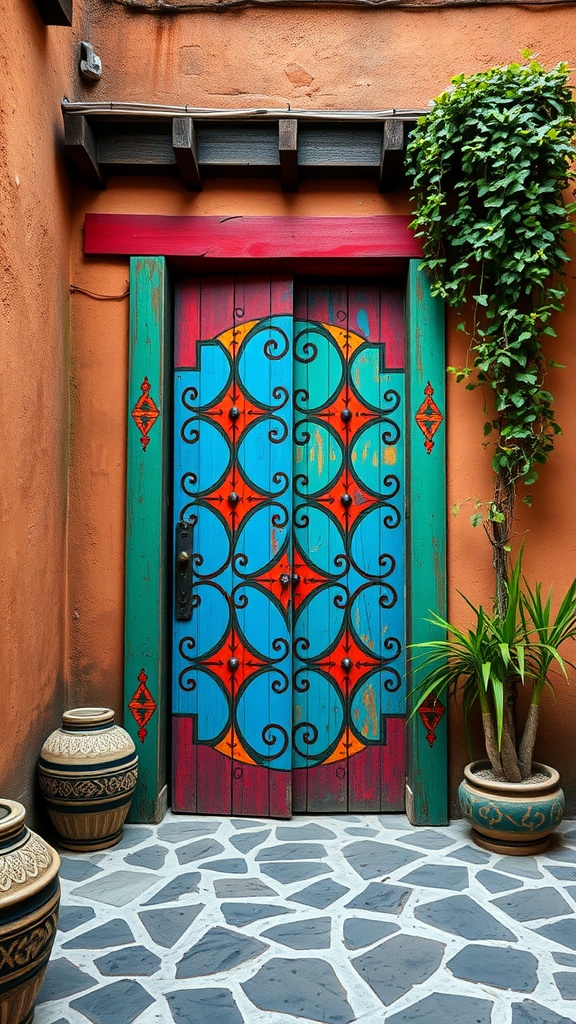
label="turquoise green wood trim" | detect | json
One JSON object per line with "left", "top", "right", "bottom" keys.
{"left": 406, "top": 259, "right": 448, "bottom": 825}
{"left": 124, "top": 257, "right": 170, "bottom": 823}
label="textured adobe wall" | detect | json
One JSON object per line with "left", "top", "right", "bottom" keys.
{"left": 0, "top": 1, "right": 77, "bottom": 822}
{"left": 66, "top": 2, "right": 576, "bottom": 815}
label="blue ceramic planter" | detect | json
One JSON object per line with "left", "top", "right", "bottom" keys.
{"left": 458, "top": 760, "right": 565, "bottom": 856}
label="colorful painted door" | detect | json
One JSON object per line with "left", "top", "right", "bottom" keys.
{"left": 172, "top": 276, "right": 406, "bottom": 816}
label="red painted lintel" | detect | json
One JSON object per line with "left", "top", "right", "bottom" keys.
{"left": 84, "top": 214, "right": 423, "bottom": 260}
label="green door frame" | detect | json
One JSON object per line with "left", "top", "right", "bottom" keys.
{"left": 83, "top": 213, "right": 448, "bottom": 825}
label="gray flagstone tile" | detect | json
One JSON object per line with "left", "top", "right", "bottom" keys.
{"left": 553, "top": 952, "right": 576, "bottom": 967}
{"left": 447, "top": 845, "right": 491, "bottom": 864}
{"left": 242, "top": 956, "right": 355, "bottom": 1024}
{"left": 142, "top": 871, "right": 201, "bottom": 905}
{"left": 94, "top": 945, "right": 162, "bottom": 976}
{"left": 166, "top": 988, "right": 244, "bottom": 1024}
{"left": 395, "top": 828, "right": 454, "bottom": 850}
{"left": 447, "top": 944, "right": 538, "bottom": 991}
{"left": 511, "top": 1000, "right": 576, "bottom": 1023}
{"left": 275, "top": 823, "right": 337, "bottom": 841}
{"left": 231, "top": 818, "right": 268, "bottom": 829}
{"left": 256, "top": 841, "right": 328, "bottom": 861}
{"left": 37, "top": 958, "right": 97, "bottom": 1003}
{"left": 115, "top": 826, "right": 154, "bottom": 849}
{"left": 345, "top": 882, "right": 412, "bottom": 915}
{"left": 352, "top": 934, "right": 445, "bottom": 1005}
{"left": 62, "top": 919, "right": 135, "bottom": 949}
{"left": 491, "top": 886, "right": 572, "bottom": 922}
{"left": 262, "top": 916, "right": 331, "bottom": 949}
{"left": 399, "top": 864, "right": 468, "bottom": 891}
{"left": 545, "top": 847, "right": 576, "bottom": 864}
{"left": 535, "top": 919, "right": 576, "bottom": 951}
{"left": 158, "top": 821, "right": 220, "bottom": 842}
{"left": 414, "top": 894, "right": 517, "bottom": 941}
{"left": 289, "top": 879, "right": 349, "bottom": 908}
{"left": 221, "top": 902, "right": 294, "bottom": 927}
{"left": 343, "top": 918, "right": 399, "bottom": 949}
{"left": 554, "top": 972, "right": 576, "bottom": 1000}
{"left": 58, "top": 858, "right": 103, "bottom": 882}
{"left": 71, "top": 870, "right": 158, "bottom": 907}
{"left": 493, "top": 857, "right": 544, "bottom": 878}
{"left": 385, "top": 992, "right": 494, "bottom": 1023}
{"left": 70, "top": 979, "right": 154, "bottom": 1024}
{"left": 176, "top": 838, "right": 225, "bottom": 864}
{"left": 260, "top": 861, "right": 332, "bottom": 883}
{"left": 548, "top": 867, "right": 576, "bottom": 881}
{"left": 230, "top": 829, "right": 271, "bottom": 853}
{"left": 124, "top": 844, "right": 168, "bottom": 870}
{"left": 476, "top": 869, "right": 524, "bottom": 893}
{"left": 344, "top": 827, "right": 379, "bottom": 836}
{"left": 175, "top": 926, "right": 268, "bottom": 978}
{"left": 139, "top": 904, "right": 204, "bottom": 948}
{"left": 342, "top": 840, "right": 421, "bottom": 879}
{"left": 57, "top": 906, "right": 96, "bottom": 932}
{"left": 213, "top": 877, "right": 279, "bottom": 898}
{"left": 199, "top": 857, "right": 248, "bottom": 873}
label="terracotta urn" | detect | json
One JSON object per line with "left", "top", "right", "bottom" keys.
{"left": 38, "top": 707, "right": 138, "bottom": 851}
{"left": 0, "top": 799, "right": 60, "bottom": 1024}
{"left": 458, "top": 760, "right": 565, "bottom": 856}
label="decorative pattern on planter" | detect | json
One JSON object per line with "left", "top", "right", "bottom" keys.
{"left": 0, "top": 799, "right": 60, "bottom": 1024}
{"left": 38, "top": 709, "right": 138, "bottom": 852}
{"left": 458, "top": 760, "right": 565, "bottom": 856}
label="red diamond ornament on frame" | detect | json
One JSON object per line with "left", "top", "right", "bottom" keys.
{"left": 129, "top": 669, "right": 157, "bottom": 742}
{"left": 132, "top": 377, "right": 160, "bottom": 452}
{"left": 415, "top": 381, "right": 443, "bottom": 454}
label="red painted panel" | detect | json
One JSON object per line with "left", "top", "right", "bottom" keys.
{"left": 196, "top": 745, "right": 233, "bottom": 815}
{"left": 84, "top": 214, "right": 422, "bottom": 259}
{"left": 172, "top": 716, "right": 196, "bottom": 813}
{"left": 300, "top": 761, "right": 347, "bottom": 813}
{"left": 348, "top": 745, "right": 381, "bottom": 812}
{"left": 380, "top": 717, "right": 406, "bottom": 810}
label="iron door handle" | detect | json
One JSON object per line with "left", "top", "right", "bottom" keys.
{"left": 175, "top": 521, "right": 193, "bottom": 621}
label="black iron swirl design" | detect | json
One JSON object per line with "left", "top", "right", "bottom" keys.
{"left": 293, "top": 672, "right": 311, "bottom": 693}
{"left": 263, "top": 324, "right": 290, "bottom": 361}
{"left": 271, "top": 385, "right": 290, "bottom": 410}
{"left": 271, "top": 672, "right": 290, "bottom": 694}
{"left": 380, "top": 503, "right": 402, "bottom": 530}
{"left": 180, "top": 419, "right": 200, "bottom": 444}
{"left": 182, "top": 385, "right": 199, "bottom": 408}
{"left": 294, "top": 387, "right": 310, "bottom": 413}
{"left": 267, "top": 417, "right": 289, "bottom": 444}
{"left": 181, "top": 474, "right": 198, "bottom": 496}
{"left": 382, "top": 666, "right": 402, "bottom": 692}
{"left": 382, "top": 635, "right": 402, "bottom": 662}
{"left": 260, "top": 724, "right": 290, "bottom": 760}
{"left": 292, "top": 721, "right": 319, "bottom": 758}
{"left": 382, "top": 388, "right": 401, "bottom": 412}
{"left": 380, "top": 418, "right": 401, "bottom": 446}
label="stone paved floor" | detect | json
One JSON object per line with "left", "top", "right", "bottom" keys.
{"left": 35, "top": 813, "right": 576, "bottom": 1024}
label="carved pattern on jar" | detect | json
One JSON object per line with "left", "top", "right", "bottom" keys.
{"left": 0, "top": 912, "right": 58, "bottom": 976}
{"left": 0, "top": 835, "right": 53, "bottom": 894}
{"left": 41, "top": 731, "right": 132, "bottom": 757}
{"left": 39, "top": 768, "right": 138, "bottom": 800}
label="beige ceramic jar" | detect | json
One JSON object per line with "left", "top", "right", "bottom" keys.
{"left": 0, "top": 799, "right": 60, "bottom": 1024}
{"left": 38, "top": 707, "right": 138, "bottom": 851}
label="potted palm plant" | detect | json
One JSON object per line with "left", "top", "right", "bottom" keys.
{"left": 405, "top": 56, "right": 576, "bottom": 852}
{"left": 411, "top": 549, "right": 576, "bottom": 853}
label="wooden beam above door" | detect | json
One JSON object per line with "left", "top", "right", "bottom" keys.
{"left": 63, "top": 105, "right": 424, "bottom": 192}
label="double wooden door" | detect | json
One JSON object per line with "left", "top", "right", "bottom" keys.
{"left": 171, "top": 276, "right": 407, "bottom": 817}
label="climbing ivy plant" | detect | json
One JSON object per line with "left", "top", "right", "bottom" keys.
{"left": 405, "top": 56, "right": 576, "bottom": 614}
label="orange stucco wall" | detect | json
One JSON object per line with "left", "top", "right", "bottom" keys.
{"left": 0, "top": 1, "right": 78, "bottom": 821}
{"left": 5, "top": 0, "right": 576, "bottom": 819}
